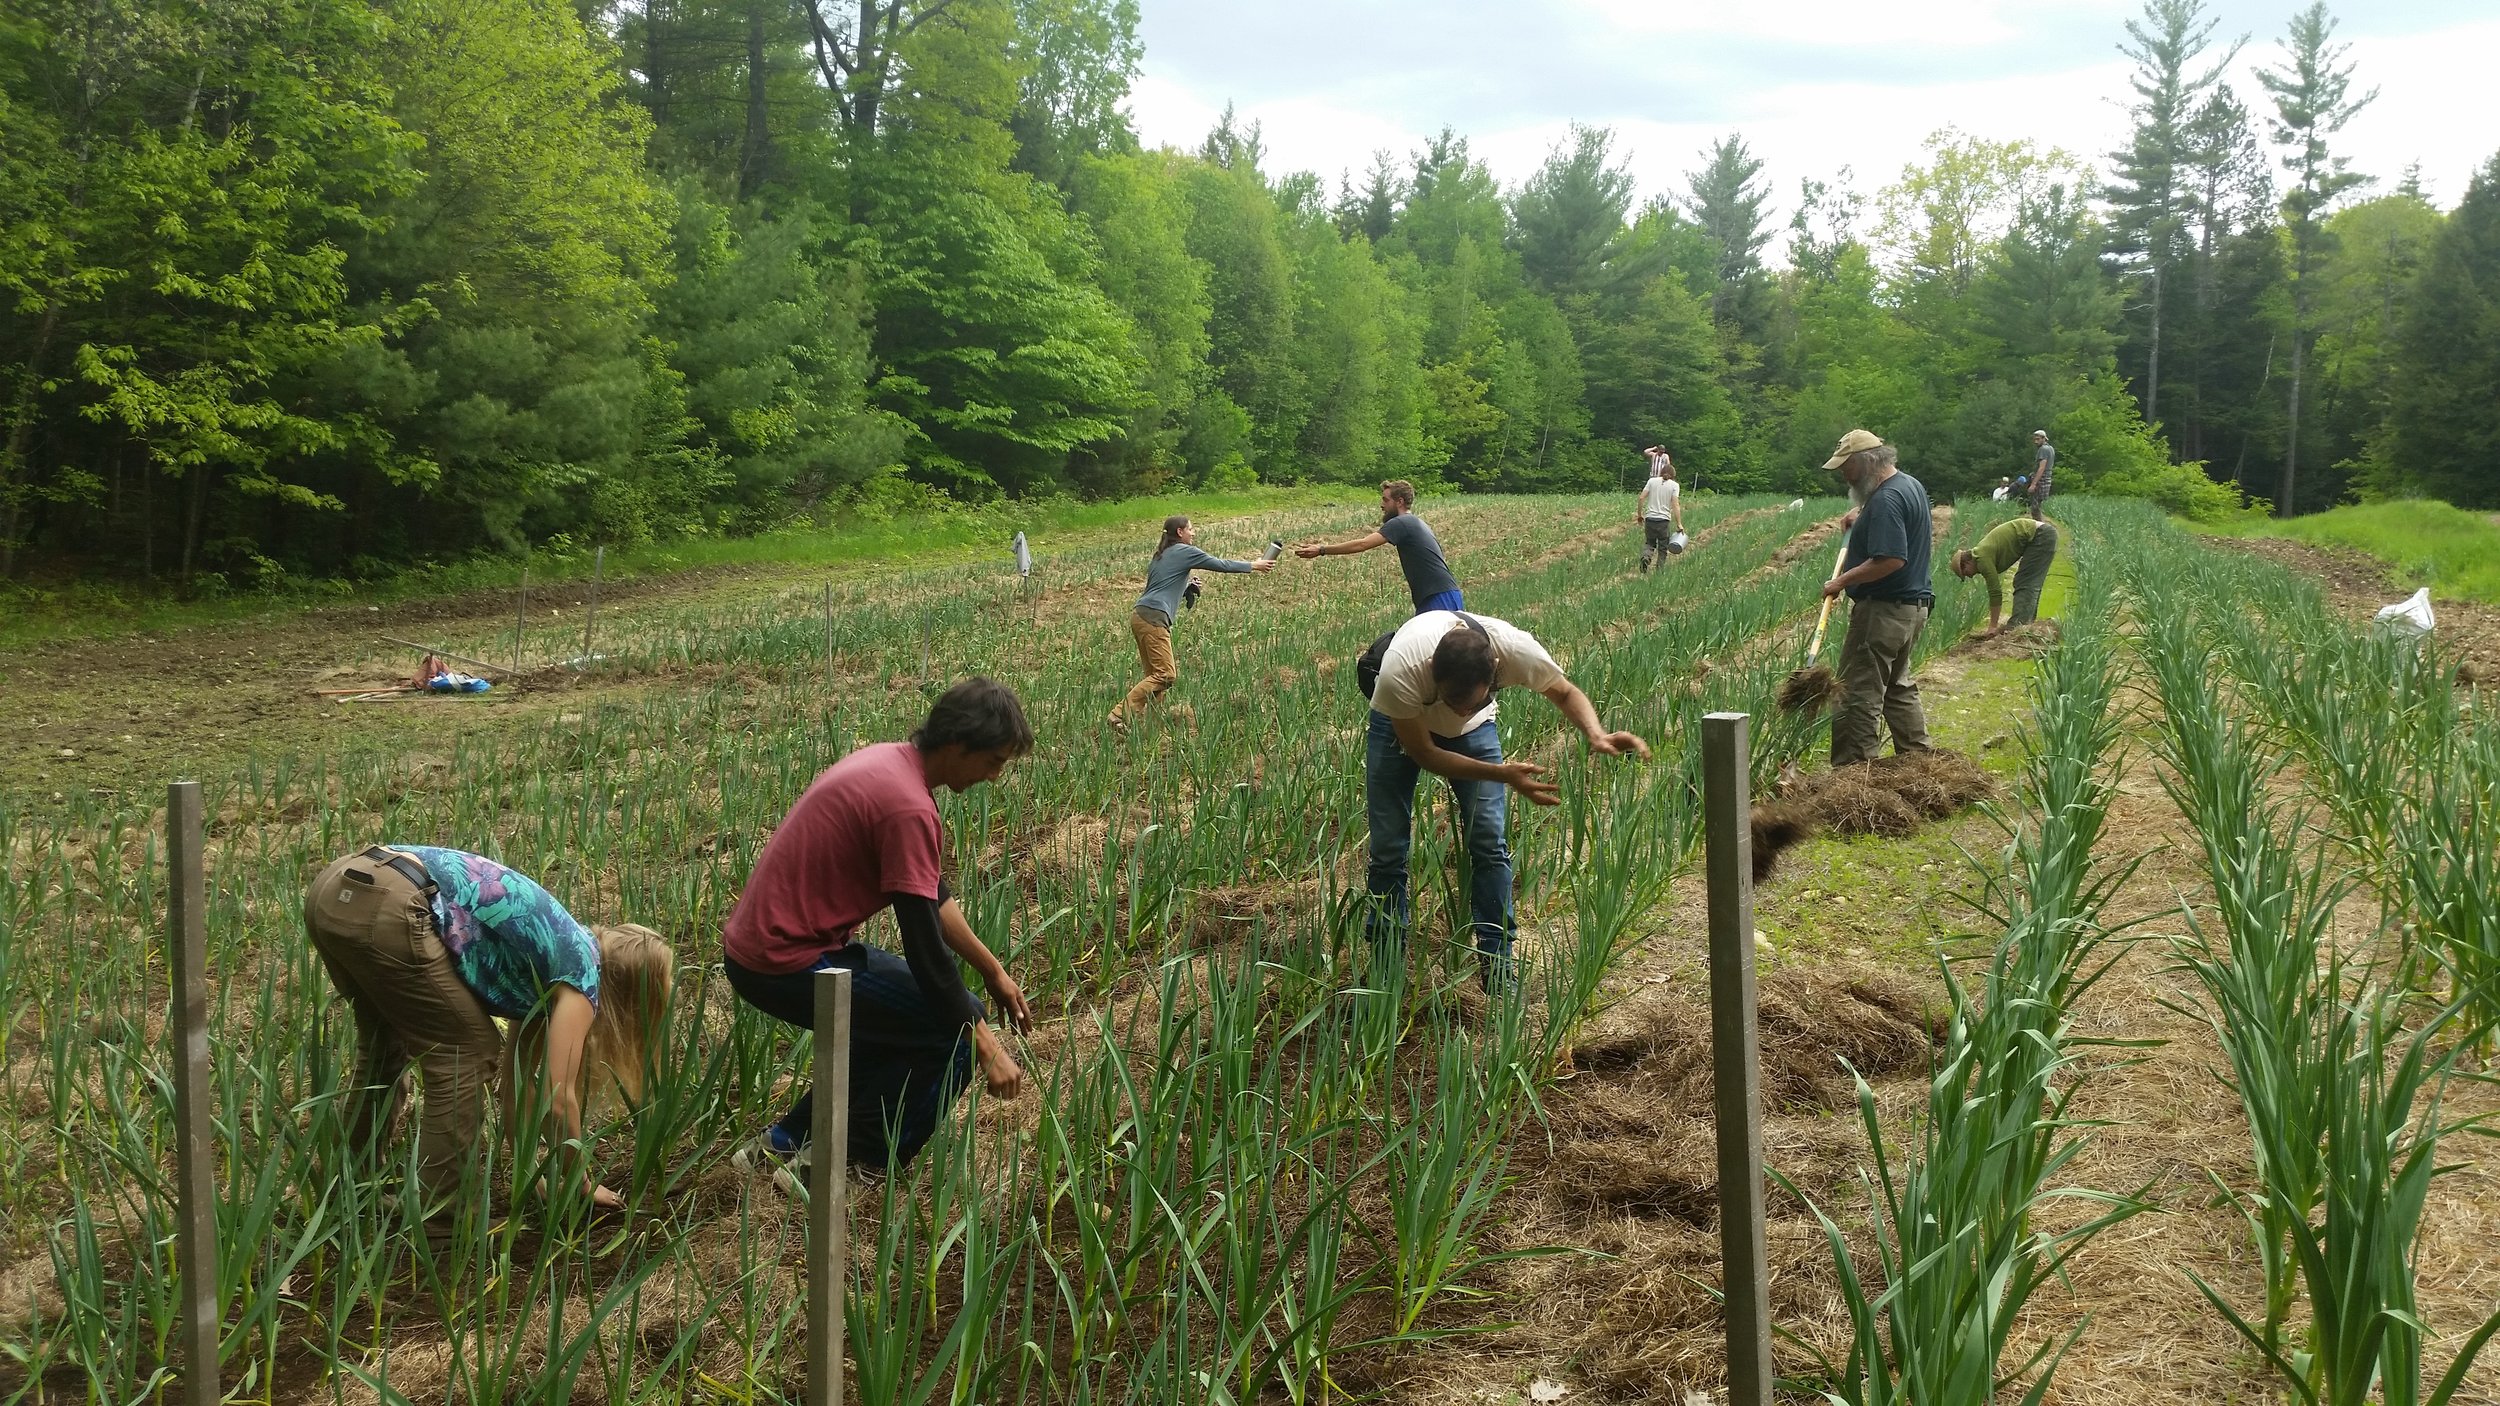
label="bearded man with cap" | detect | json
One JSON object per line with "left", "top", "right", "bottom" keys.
{"left": 1820, "top": 429, "right": 1934, "bottom": 767}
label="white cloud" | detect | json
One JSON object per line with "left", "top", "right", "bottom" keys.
{"left": 1577, "top": 0, "right": 2125, "bottom": 49}
{"left": 1130, "top": 9, "right": 2500, "bottom": 230}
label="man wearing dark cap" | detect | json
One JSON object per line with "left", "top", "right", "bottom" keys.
{"left": 1820, "top": 429, "right": 1934, "bottom": 767}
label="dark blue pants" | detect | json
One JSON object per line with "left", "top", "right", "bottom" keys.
{"left": 1363, "top": 710, "right": 1514, "bottom": 980}
{"left": 1416, "top": 589, "right": 1465, "bottom": 615}
{"left": 723, "top": 942, "right": 979, "bottom": 1172}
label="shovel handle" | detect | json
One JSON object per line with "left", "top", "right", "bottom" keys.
{"left": 1804, "top": 538, "right": 1851, "bottom": 661}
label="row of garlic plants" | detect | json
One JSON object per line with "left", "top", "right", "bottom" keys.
{"left": 1780, "top": 547, "right": 2146, "bottom": 1405}
{"left": 0, "top": 494, "right": 2002, "bottom": 1401}
{"left": 2123, "top": 518, "right": 2500, "bottom": 1041}
{"left": 2098, "top": 499, "right": 2500, "bottom": 1406}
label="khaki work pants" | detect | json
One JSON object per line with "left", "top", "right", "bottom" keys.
{"left": 1115, "top": 610, "right": 1178, "bottom": 719}
{"left": 2008, "top": 523, "right": 2058, "bottom": 626}
{"left": 1832, "top": 598, "right": 1932, "bottom": 767}
{"left": 305, "top": 852, "right": 503, "bottom": 1213}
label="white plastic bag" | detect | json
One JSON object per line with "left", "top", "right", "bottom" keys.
{"left": 1786, "top": 498, "right": 1805, "bottom": 510}
{"left": 2374, "top": 587, "right": 2434, "bottom": 638}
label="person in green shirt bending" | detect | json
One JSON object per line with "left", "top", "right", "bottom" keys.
{"left": 1951, "top": 515, "right": 2059, "bottom": 632}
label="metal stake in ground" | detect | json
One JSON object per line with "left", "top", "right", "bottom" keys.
{"left": 167, "top": 781, "right": 220, "bottom": 1406}
{"left": 806, "top": 967, "right": 854, "bottom": 1406}
{"left": 1702, "top": 714, "right": 1774, "bottom": 1406}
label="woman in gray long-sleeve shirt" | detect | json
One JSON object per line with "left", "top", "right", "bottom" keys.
{"left": 1109, "top": 514, "right": 1273, "bottom": 729}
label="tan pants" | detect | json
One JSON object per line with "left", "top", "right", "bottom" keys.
{"left": 304, "top": 852, "right": 502, "bottom": 1212}
{"left": 1832, "top": 599, "right": 1932, "bottom": 766}
{"left": 1115, "top": 610, "right": 1177, "bottom": 719}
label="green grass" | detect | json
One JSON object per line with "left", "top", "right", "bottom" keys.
{"left": 2207, "top": 500, "right": 2500, "bottom": 605}
{"left": 0, "top": 484, "right": 1371, "bottom": 651}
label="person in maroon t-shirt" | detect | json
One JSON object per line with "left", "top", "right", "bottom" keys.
{"left": 724, "top": 677, "right": 1036, "bottom": 1187}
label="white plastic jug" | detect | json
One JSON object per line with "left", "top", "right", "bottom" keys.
{"left": 2374, "top": 587, "right": 2435, "bottom": 638}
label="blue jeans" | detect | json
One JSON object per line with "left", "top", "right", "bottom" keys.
{"left": 1415, "top": 589, "right": 1465, "bottom": 615}
{"left": 723, "top": 942, "right": 980, "bottom": 1172}
{"left": 1363, "top": 710, "right": 1513, "bottom": 978}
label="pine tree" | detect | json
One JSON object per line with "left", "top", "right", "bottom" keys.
{"left": 1685, "top": 133, "right": 1773, "bottom": 329}
{"left": 1511, "top": 124, "right": 1634, "bottom": 301}
{"left": 2381, "top": 152, "right": 2500, "bottom": 507}
{"left": 2257, "top": 0, "right": 2374, "bottom": 514}
{"left": 2106, "top": 0, "right": 2238, "bottom": 429}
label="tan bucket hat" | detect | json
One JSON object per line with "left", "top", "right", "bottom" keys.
{"left": 1822, "top": 428, "right": 1884, "bottom": 471}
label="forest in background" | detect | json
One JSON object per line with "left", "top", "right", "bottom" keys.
{"left": 1, "top": 0, "right": 2495, "bottom": 589}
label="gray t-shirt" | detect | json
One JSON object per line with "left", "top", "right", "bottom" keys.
{"left": 1378, "top": 512, "right": 1460, "bottom": 610}
{"left": 1134, "top": 543, "right": 1253, "bottom": 625}
{"left": 2032, "top": 442, "right": 2056, "bottom": 492}
{"left": 1842, "top": 470, "right": 1935, "bottom": 605}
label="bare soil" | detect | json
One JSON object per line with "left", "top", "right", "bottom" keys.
{"left": 2212, "top": 534, "right": 2500, "bottom": 681}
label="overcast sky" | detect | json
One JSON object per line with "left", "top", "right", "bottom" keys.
{"left": 1125, "top": 0, "right": 2499, "bottom": 245}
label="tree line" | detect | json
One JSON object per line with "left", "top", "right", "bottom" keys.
{"left": 1, "top": 0, "right": 2493, "bottom": 587}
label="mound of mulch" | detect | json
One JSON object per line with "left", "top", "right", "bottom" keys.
{"left": 1952, "top": 618, "right": 2062, "bottom": 662}
{"left": 1561, "top": 963, "right": 1943, "bottom": 1119}
{"left": 1749, "top": 749, "right": 1996, "bottom": 882}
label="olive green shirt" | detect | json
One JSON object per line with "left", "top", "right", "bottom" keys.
{"left": 1969, "top": 516, "right": 2044, "bottom": 616}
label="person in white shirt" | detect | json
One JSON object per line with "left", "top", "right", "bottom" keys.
{"left": 1360, "top": 610, "right": 1649, "bottom": 990}
{"left": 1990, "top": 477, "right": 2012, "bottom": 502}
{"left": 1637, "top": 449, "right": 1684, "bottom": 573}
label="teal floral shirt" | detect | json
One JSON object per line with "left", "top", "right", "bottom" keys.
{"left": 395, "top": 846, "right": 601, "bottom": 1018}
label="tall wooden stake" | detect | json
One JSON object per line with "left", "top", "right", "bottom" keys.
{"left": 1702, "top": 713, "right": 1774, "bottom": 1405}
{"left": 514, "top": 563, "right": 529, "bottom": 676}
{"left": 167, "top": 781, "right": 220, "bottom": 1406}
{"left": 806, "top": 968, "right": 854, "bottom": 1406}
{"left": 822, "top": 582, "right": 834, "bottom": 682}
{"left": 583, "top": 545, "right": 603, "bottom": 658}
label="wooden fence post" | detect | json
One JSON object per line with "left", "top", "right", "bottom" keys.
{"left": 806, "top": 967, "right": 854, "bottom": 1406}
{"left": 167, "top": 781, "right": 220, "bottom": 1406}
{"left": 1702, "top": 713, "right": 1774, "bottom": 1405}
{"left": 583, "top": 546, "right": 602, "bottom": 660}
{"left": 514, "top": 563, "right": 529, "bottom": 676}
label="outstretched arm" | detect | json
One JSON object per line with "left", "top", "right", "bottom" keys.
{"left": 1390, "top": 712, "right": 1561, "bottom": 806}
{"left": 1296, "top": 531, "right": 1388, "bottom": 559}
{"left": 1539, "top": 681, "right": 1650, "bottom": 759}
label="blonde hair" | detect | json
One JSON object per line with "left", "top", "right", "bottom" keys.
{"left": 585, "top": 924, "right": 675, "bottom": 1111}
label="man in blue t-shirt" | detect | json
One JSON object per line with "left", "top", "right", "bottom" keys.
{"left": 1820, "top": 429, "right": 1935, "bottom": 766}
{"left": 1296, "top": 479, "right": 1464, "bottom": 614}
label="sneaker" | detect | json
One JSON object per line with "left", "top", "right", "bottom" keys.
{"left": 732, "top": 1130, "right": 808, "bottom": 1194}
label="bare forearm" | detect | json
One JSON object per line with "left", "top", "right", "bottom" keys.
{"left": 1403, "top": 742, "right": 1509, "bottom": 786}
{"left": 1549, "top": 682, "right": 1609, "bottom": 743}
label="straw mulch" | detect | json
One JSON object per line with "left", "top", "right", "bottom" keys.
{"left": 1750, "top": 749, "right": 1995, "bottom": 883}
{"left": 1483, "top": 963, "right": 1942, "bottom": 1394}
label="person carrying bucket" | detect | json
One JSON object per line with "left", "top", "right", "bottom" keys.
{"left": 304, "top": 845, "right": 675, "bottom": 1236}
{"left": 1636, "top": 448, "right": 1685, "bottom": 572}
{"left": 1109, "top": 513, "right": 1275, "bottom": 731}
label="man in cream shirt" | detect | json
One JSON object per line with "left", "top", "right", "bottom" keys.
{"left": 1363, "top": 610, "right": 1648, "bottom": 991}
